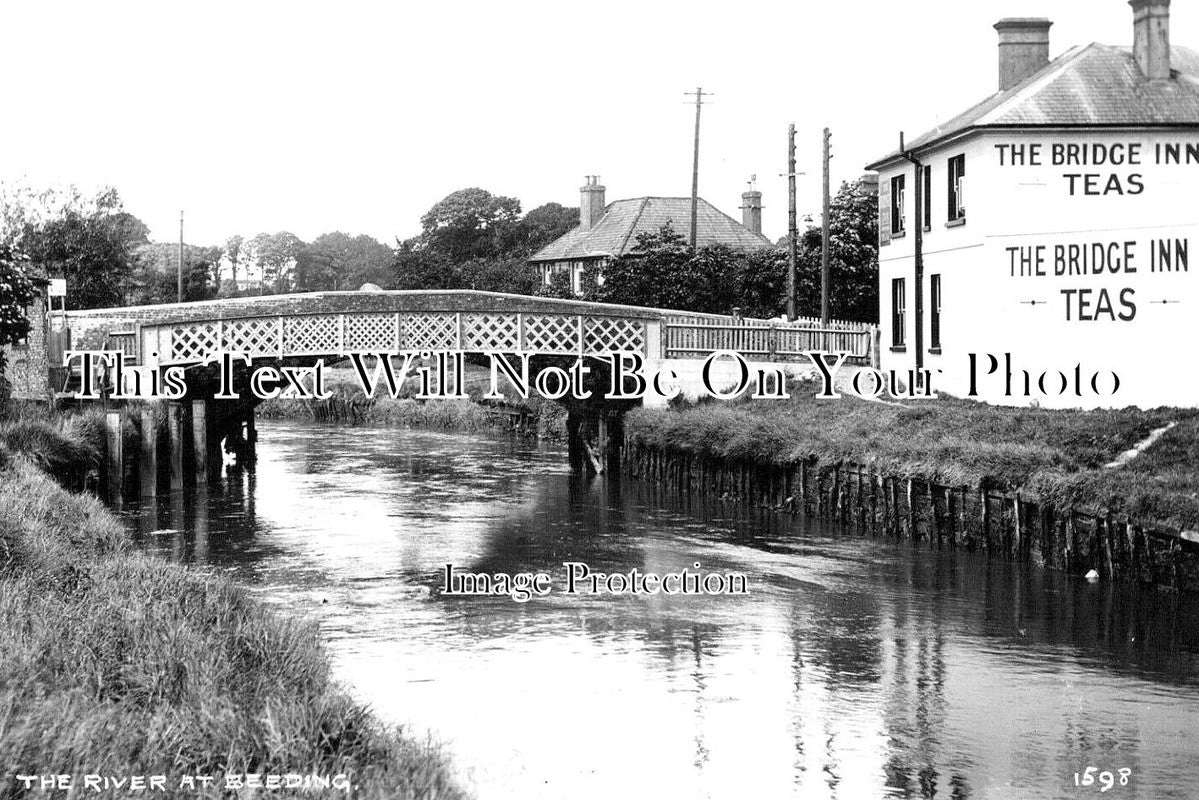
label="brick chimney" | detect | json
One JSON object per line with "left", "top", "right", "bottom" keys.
{"left": 740, "top": 190, "right": 763, "bottom": 235}
{"left": 1131, "top": 0, "right": 1171, "bottom": 80}
{"left": 579, "top": 176, "right": 606, "bottom": 231}
{"left": 994, "top": 18, "right": 1053, "bottom": 91}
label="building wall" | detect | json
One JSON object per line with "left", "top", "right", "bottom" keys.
{"left": 877, "top": 128, "right": 1199, "bottom": 408}
{"left": 1, "top": 293, "right": 53, "bottom": 401}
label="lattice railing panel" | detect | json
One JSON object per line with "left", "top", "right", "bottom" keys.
{"left": 403, "top": 313, "right": 458, "bottom": 350}
{"left": 585, "top": 317, "right": 644, "bottom": 353}
{"left": 223, "top": 318, "right": 279, "bottom": 357}
{"left": 523, "top": 314, "right": 578, "bottom": 354}
{"left": 284, "top": 315, "right": 339, "bottom": 355}
{"left": 171, "top": 322, "right": 218, "bottom": 362}
{"left": 463, "top": 314, "right": 519, "bottom": 351}
{"left": 345, "top": 313, "right": 397, "bottom": 351}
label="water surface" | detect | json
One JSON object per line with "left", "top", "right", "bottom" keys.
{"left": 130, "top": 422, "right": 1199, "bottom": 800}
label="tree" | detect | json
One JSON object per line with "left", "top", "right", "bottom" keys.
{"left": 536, "top": 267, "right": 575, "bottom": 300}
{"left": 517, "top": 203, "right": 579, "bottom": 254}
{"left": 0, "top": 243, "right": 37, "bottom": 403}
{"left": 586, "top": 224, "right": 692, "bottom": 309}
{"left": 391, "top": 238, "right": 457, "bottom": 291}
{"left": 583, "top": 223, "right": 792, "bottom": 318}
{"left": 0, "top": 181, "right": 94, "bottom": 246}
{"left": 792, "top": 180, "right": 879, "bottom": 322}
{"left": 129, "top": 243, "right": 223, "bottom": 305}
{"left": 295, "top": 232, "right": 393, "bottom": 291}
{"left": 222, "top": 235, "right": 245, "bottom": 294}
{"left": 419, "top": 188, "right": 522, "bottom": 262}
{"left": 19, "top": 190, "right": 149, "bottom": 310}
{"left": 246, "top": 231, "right": 305, "bottom": 294}
{"left": 459, "top": 256, "right": 539, "bottom": 295}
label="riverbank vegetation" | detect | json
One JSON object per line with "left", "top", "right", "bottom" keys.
{"left": 0, "top": 412, "right": 466, "bottom": 799}
{"left": 625, "top": 387, "right": 1199, "bottom": 530}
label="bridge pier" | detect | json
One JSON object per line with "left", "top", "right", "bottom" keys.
{"left": 139, "top": 405, "right": 159, "bottom": 497}
{"left": 566, "top": 406, "right": 626, "bottom": 476}
{"left": 167, "top": 403, "right": 186, "bottom": 491}
{"left": 98, "top": 398, "right": 253, "bottom": 506}
{"left": 191, "top": 400, "right": 210, "bottom": 484}
{"left": 104, "top": 410, "right": 124, "bottom": 507}
{"left": 207, "top": 399, "right": 257, "bottom": 470}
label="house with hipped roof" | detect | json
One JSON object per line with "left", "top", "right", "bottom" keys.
{"left": 529, "top": 177, "right": 773, "bottom": 295}
{"left": 867, "top": 0, "right": 1199, "bottom": 409}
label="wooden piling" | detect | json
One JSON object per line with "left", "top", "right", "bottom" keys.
{"left": 168, "top": 403, "right": 185, "bottom": 491}
{"left": 906, "top": 478, "right": 916, "bottom": 538}
{"left": 105, "top": 410, "right": 123, "bottom": 503}
{"left": 191, "top": 400, "right": 208, "bottom": 483}
{"left": 981, "top": 489, "right": 991, "bottom": 551}
{"left": 139, "top": 405, "right": 158, "bottom": 497}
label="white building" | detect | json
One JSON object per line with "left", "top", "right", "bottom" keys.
{"left": 867, "top": 0, "right": 1198, "bottom": 408}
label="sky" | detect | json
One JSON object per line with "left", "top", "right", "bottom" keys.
{"left": 2, "top": 0, "right": 1194, "bottom": 248}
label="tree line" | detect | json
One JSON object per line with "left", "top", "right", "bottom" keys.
{"left": 0, "top": 178, "right": 877, "bottom": 322}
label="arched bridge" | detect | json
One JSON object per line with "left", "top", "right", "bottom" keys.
{"left": 58, "top": 290, "right": 876, "bottom": 498}
{"left": 65, "top": 289, "right": 876, "bottom": 368}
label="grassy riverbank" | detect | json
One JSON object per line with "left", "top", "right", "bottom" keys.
{"left": 625, "top": 387, "right": 1199, "bottom": 530}
{"left": 0, "top": 413, "right": 466, "bottom": 799}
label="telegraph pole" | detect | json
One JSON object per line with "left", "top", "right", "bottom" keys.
{"left": 684, "top": 87, "right": 711, "bottom": 250}
{"left": 178, "top": 210, "right": 184, "bottom": 303}
{"left": 821, "top": 127, "right": 832, "bottom": 326}
{"left": 786, "top": 124, "right": 798, "bottom": 321}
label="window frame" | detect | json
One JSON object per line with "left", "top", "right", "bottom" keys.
{"left": 891, "top": 277, "right": 906, "bottom": 349}
{"left": 947, "top": 154, "right": 966, "bottom": 223}
{"left": 922, "top": 165, "right": 932, "bottom": 232}
{"left": 890, "top": 175, "right": 906, "bottom": 236}
{"left": 930, "top": 274, "right": 942, "bottom": 351}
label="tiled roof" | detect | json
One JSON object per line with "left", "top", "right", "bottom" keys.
{"left": 867, "top": 44, "right": 1199, "bottom": 169}
{"left": 529, "top": 197, "right": 772, "bottom": 262}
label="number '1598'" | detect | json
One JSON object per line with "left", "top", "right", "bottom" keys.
{"left": 1074, "top": 768, "right": 1131, "bottom": 792}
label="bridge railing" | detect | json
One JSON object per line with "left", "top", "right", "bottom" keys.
{"left": 663, "top": 316, "right": 875, "bottom": 363}
{"left": 138, "top": 310, "right": 655, "bottom": 366}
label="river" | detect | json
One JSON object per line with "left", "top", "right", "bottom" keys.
{"left": 126, "top": 421, "right": 1199, "bottom": 800}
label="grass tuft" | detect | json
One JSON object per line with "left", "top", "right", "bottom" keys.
{"left": 626, "top": 393, "right": 1199, "bottom": 527}
{"left": 0, "top": 416, "right": 467, "bottom": 799}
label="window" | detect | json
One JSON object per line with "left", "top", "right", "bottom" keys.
{"left": 948, "top": 154, "right": 966, "bottom": 222}
{"left": 890, "top": 175, "right": 905, "bottom": 235}
{"left": 891, "top": 278, "right": 906, "bottom": 348}
{"left": 930, "top": 274, "right": 942, "bottom": 350}
{"left": 922, "top": 165, "right": 932, "bottom": 231}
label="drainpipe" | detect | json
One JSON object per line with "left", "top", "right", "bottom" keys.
{"left": 899, "top": 132, "right": 924, "bottom": 378}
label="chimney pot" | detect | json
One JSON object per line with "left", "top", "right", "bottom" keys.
{"left": 740, "top": 191, "right": 763, "bottom": 236}
{"left": 579, "top": 176, "right": 606, "bottom": 231}
{"left": 1130, "top": 0, "right": 1171, "bottom": 80}
{"left": 994, "top": 18, "right": 1053, "bottom": 92}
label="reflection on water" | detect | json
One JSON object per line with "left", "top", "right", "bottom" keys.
{"left": 128, "top": 422, "right": 1199, "bottom": 800}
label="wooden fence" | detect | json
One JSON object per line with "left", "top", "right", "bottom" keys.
{"left": 663, "top": 315, "right": 876, "bottom": 363}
